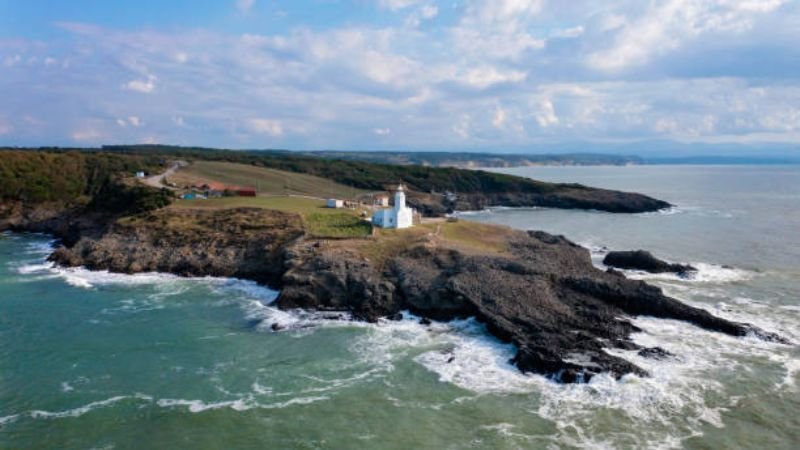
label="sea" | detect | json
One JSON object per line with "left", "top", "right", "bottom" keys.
{"left": 1, "top": 165, "right": 798, "bottom": 449}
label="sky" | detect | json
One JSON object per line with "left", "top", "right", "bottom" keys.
{"left": 1, "top": 0, "right": 799, "bottom": 153}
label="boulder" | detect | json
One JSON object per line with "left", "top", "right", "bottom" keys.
{"left": 603, "top": 250, "right": 696, "bottom": 275}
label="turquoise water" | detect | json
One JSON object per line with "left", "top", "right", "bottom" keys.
{"left": 2, "top": 165, "right": 799, "bottom": 449}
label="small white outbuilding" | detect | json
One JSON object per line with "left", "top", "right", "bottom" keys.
{"left": 326, "top": 198, "right": 344, "bottom": 208}
{"left": 372, "top": 185, "right": 414, "bottom": 229}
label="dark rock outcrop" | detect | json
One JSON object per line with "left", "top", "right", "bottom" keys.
{"left": 276, "top": 229, "right": 787, "bottom": 382}
{"left": 637, "top": 347, "right": 675, "bottom": 360}
{"left": 405, "top": 188, "right": 671, "bottom": 217}
{"left": 49, "top": 208, "right": 304, "bottom": 286}
{"left": 10, "top": 204, "right": 786, "bottom": 383}
{"left": 603, "top": 250, "right": 697, "bottom": 275}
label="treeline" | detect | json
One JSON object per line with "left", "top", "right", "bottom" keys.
{"left": 0, "top": 149, "right": 169, "bottom": 212}
{"left": 296, "top": 151, "right": 642, "bottom": 168}
{"left": 101, "top": 145, "right": 585, "bottom": 195}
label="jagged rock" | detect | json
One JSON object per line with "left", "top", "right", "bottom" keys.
{"left": 277, "top": 229, "right": 787, "bottom": 382}
{"left": 637, "top": 347, "right": 675, "bottom": 360}
{"left": 13, "top": 204, "right": 786, "bottom": 383}
{"left": 603, "top": 250, "right": 697, "bottom": 274}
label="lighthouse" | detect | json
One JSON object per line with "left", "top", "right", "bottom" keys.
{"left": 371, "top": 184, "right": 414, "bottom": 229}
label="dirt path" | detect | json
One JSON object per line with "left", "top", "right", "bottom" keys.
{"left": 141, "top": 160, "right": 188, "bottom": 189}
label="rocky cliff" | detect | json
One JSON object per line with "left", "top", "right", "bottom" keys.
{"left": 277, "top": 228, "right": 786, "bottom": 382}
{"left": 2, "top": 204, "right": 786, "bottom": 383}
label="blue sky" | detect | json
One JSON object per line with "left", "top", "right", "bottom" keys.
{"left": 1, "top": 0, "right": 799, "bottom": 153}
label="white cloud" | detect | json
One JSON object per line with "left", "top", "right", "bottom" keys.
{"left": 236, "top": 0, "right": 255, "bottom": 14}
{"left": 452, "top": 0, "right": 547, "bottom": 61}
{"left": 3, "top": 54, "right": 21, "bottom": 67}
{"left": 123, "top": 75, "right": 156, "bottom": 93}
{"left": 116, "top": 116, "right": 143, "bottom": 128}
{"left": 535, "top": 99, "right": 559, "bottom": 128}
{"left": 461, "top": 66, "right": 527, "bottom": 89}
{"left": 470, "top": 0, "right": 544, "bottom": 24}
{"left": 588, "top": 0, "right": 789, "bottom": 71}
{"left": 556, "top": 26, "right": 585, "bottom": 38}
{"left": 4, "top": 4, "right": 800, "bottom": 150}
{"left": 492, "top": 105, "right": 507, "bottom": 128}
{"left": 378, "top": 0, "right": 424, "bottom": 11}
{"left": 247, "top": 118, "right": 283, "bottom": 136}
{"left": 405, "top": 4, "right": 439, "bottom": 27}
{"left": 453, "top": 114, "right": 471, "bottom": 139}
{"left": 71, "top": 129, "right": 102, "bottom": 142}
{"left": 0, "top": 119, "right": 11, "bottom": 135}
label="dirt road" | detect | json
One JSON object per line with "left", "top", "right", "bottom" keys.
{"left": 141, "top": 160, "right": 187, "bottom": 189}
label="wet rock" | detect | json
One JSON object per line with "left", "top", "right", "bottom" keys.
{"left": 276, "top": 230, "right": 785, "bottom": 382}
{"left": 637, "top": 347, "right": 675, "bottom": 360}
{"left": 386, "top": 312, "right": 403, "bottom": 321}
{"left": 603, "top": 250, "right": 697, "bottom": 274}
{"left": 35, "top": 204, "right": 786, "bottom": 383}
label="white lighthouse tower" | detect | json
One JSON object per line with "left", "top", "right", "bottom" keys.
{"left": 371, "top": 184, "right": 414, "bottom": 229}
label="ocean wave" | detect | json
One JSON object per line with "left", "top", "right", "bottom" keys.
{"left": 346, "top": 307, "right": 798, "bottom": 449}
{"left": 638, "top": 205, "right": 735, "bottom": 219}
{"left": 581, "top": 242, "right": 753, "bottom": 285}
{"left": 27, "top": 394, "right": 153, "bottom": 420}
{"left": 0, "top": 413, "right": 19, "bottom": 426}
{"left": 155, "top": 395, "right": 329, "bottom": 413}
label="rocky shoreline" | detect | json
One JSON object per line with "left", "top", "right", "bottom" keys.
{"left": 1, "top": 202, "right": 788, "bottom": 383}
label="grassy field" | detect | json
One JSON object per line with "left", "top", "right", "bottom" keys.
{"left": 168, "top": 160, "right": 369, "bottom": 199}
{"left": 169, "top": 195, "right": 373, "bottom": 238}
{"left": 170, "top": 195, "right": 346, "bottom": 215}
{"left": 305, "top": 213, "right": 372, "bottom": 238}
{"left": 168, "top": 190, "right": 510, "bottom": 253}
{"left": 437, "top": 220, "right": 513, "bottom": 255}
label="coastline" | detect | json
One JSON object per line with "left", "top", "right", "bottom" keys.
{"left": 2, "top": 200, "right": 785, "bottom": 383}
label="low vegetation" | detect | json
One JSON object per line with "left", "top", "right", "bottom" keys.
{"left": 0, "top": 149, "right": 163, "bottom": 204}
{"left": 169, "top": 160, "right": 368, "bottom": 198}
{"left": 305, "top": 213, "right": 372, "bottom": 238}
{"left": 102, "top": 145, "right": 584, "bottom": 195}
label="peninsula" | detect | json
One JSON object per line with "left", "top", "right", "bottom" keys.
{"left": 0, "top": 147, "right": 785, "bottom": 382}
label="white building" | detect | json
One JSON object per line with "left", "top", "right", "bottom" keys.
{"left": 372, "top": 185, "right": 414, "bottom": 229}
{"left": 326, "top": 198, "right": 344, "bottom": 208}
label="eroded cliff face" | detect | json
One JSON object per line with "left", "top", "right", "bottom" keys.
{"left": 276, "top": 228, "right": 786, "bottom": 382}
{"left": 49, "top": 208, "right": 304, "bottom": 286}
{"left": 11, "top": 205, "right": 785, "bottom": 383}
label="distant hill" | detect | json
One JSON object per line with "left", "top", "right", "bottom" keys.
{"left": 294, "top": 151, "right": 642, "bottom": 168}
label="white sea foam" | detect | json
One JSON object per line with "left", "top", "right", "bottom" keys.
{"left": 613, "top": 262, "right": 753, "bottom": 284}
{"left": 639, "top": 205, "right": 735, "bottom": 219}
{"left": 28, "top": 394, "right": 152, "bottom": 420}
{"left": 0, "top": 414, "right": 19, "bottom": 426}
{"left": 156, "top": 397, "right": 255, "bottom": 413}
{"left": 347, "top": 306, "right": 799, "bottom": 449}
{"left": 15, "top": 262, "right": 55, "bottom": 274}
{"left": 155, "top": 395, "right": 329, "bottom": 413}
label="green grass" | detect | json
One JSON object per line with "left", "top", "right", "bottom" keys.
{"left": 438, "top": 220, "right": 511, "bottom": 254}
{"left": 305, "top": 213, "right": 372, "bottom": 238}
{"left": 169, "top": 160, "right": 368, "bottom": 199}
{"left": 169, "top": 195, "right": 346, "bottom": 215}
